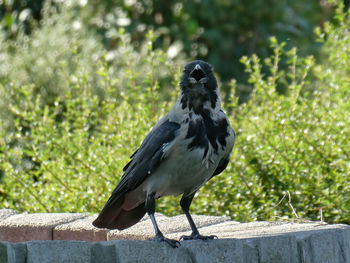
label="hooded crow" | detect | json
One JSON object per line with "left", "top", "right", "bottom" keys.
{"left": 93, "top": 60, "right": 235, "bottom": 247}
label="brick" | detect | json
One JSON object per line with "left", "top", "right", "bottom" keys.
{"left": 182, "top": 239, "right": 244, "bottom": 263}
{"left": 296, "top": 229, "right": 350, "bottom": 263}
{"left": 1, "top": 217, "right": 350, "bottom": 263}
{"left": 0, "top": 242, "right": 26, "bottom": 263}
{"left": 107, "top": 213, "right": 168, "bottom": 241}
{"left": 256, "top": 235, "right": 298, "bottom": 263}
{"left": 0, "top": 209, "right": 17, "bottom": 221}
{"left": 111, "top": 240, "right": 192, "bottom": 263}
{"left": 90, "top": 242, "right": 117, "bottom": 263}
{"left": 337, "top": 227, "right": 350, "bottom": 262}
{"left": 107, "top": 213, "right": 230, "bottom": 241}
{"left": 167, "top": 220, "right": 245, "bottom": 240}
{"left": 54, "top": 215, "right": 108, "bottom": 242}
{"left": 169, "top": 220, "right": 349, "bottom": 240}
{"left": 0, "top": 213, "right": 86, "bottom": 242}
{"left": 243, "top": 239, "right": 259, "bottom": 263}
{"left": 26, "top": 241, "right": 91, "bottom": 263}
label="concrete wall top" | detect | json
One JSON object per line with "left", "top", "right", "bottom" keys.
{"left": 0, "top": 209, "right": 349, "bottom": 263}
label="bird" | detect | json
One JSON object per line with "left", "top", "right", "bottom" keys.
{"left": 92, "top": 60, "right": 235, "bottom": 248}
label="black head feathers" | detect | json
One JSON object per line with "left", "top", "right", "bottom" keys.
{"left": 180, "top": 60, "right": 216, "bottom": 89}
{"left": 179, "top": 60, "right": 219, "bottom": 113}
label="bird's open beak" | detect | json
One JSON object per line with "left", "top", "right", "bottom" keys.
{"left": 189, "top": 64, "right": 208, "bottom": 84}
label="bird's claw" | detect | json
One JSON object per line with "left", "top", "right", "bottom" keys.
{"left": 180, "top": 233, "right": 218, "bottom": 241}
{"left": 153, "top": 235, "right": 181, "bottom": 248}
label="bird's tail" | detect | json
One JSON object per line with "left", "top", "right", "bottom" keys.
{"left": 92, "top": 194, "right": 146, "bottom": 230}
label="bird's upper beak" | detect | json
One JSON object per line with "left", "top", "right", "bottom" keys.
{"left": 189, "top": 64, "right": 208, "bottom": 84}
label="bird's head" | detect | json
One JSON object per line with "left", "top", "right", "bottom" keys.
{"left": 179, "top": 60, "right": 219, "bottom": 114}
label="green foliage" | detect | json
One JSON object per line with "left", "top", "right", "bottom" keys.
{"left": 0, "top": 85, "right": 166, "bottom": 212}
{"left": 1, "top": 0, "right": 331, "bottom": 89}
{"left": 0, "top": 3, "right": 104, "bottom": 111}
{"left": 0, "top": 44, "right": 180, "bottom": 212}
{"left": 0, "top": 4, "right": 184, "bottom": 132}
{"left": 204, "top": 38, "right": 350, "bottom": 223}
{"left": 0, "top": 1, "right": 349, "bottom": 225}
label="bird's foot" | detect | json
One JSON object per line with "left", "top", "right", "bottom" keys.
{"left": 152, "top": 233, "right": 181, "bottom": 248}
{"left": 180, "top": 233, "right": 218, "bottom": 241}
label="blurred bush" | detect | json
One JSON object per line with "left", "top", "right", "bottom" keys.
{"left": 0, "top": 1, "right": 184, "bottom": 213}
{"left": 202, "top": 4, "right": 350, "bottom": 223}
{"left": 0, "top": 2, "right": 184, "bottom": 131}
{"left": 0, "top": 3, "right": 103, "bottom": 102}
{"left": 0, "top": 2, "right": 349, "bottom": 224}
{"left": 0, "top": 0, "right": 332, "bottom": 95}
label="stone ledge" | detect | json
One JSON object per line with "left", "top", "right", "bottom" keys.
{"left": 0, "top": 212, "right": 87, "bottom": 242}
{"left": 0, "top": 209, "right": 349, "bottom": 263}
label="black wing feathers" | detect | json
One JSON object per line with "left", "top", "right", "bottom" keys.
{"left": 103, "top": 119, "right": 180, "bottom": 208}
{"left": 212, "top": 156, "right": 230, "bottom": 177}
{"left": 210, "top": 128, "right": 235, "bottom": 179}
{"left": 93, "top": 119, "right": 180, "bottom": 229}
{"left": 120, "top": 119, "right": 180, "bottom": 191}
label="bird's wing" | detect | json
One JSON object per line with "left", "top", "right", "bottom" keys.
{"left": 108, "top": 118, "right": 181, "bottom": 202}
{"left": 211, "top": 155, "right": 231, "bottom": 177}
{"left": 93, "top": 118, "right": 181, "bottom": 229}
{"left": 210, "top": 126, "right": 235, "bottom": 179}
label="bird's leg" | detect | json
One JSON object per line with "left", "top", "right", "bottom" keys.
{"left": 180, "top": 193, "right": 218, "bottom": 241}
{"left": 146, "top": 193, "right": 180, "bottom": 248}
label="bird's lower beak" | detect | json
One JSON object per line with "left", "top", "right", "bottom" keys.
{"left": 189, "top": 64, "right": 208, "bottom": 83}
